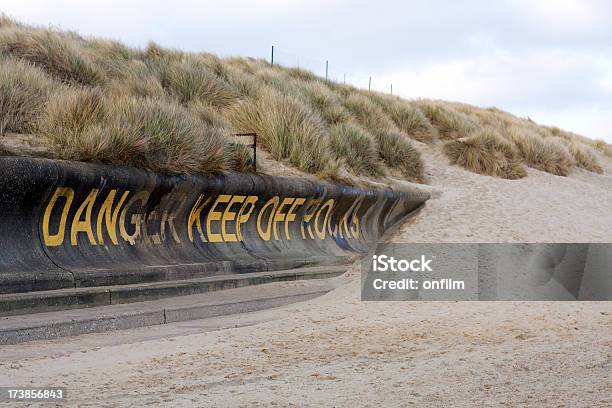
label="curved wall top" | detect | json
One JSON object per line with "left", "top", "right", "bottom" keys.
{"left": 0, "top": 157, "right": 429, "bottom": 293}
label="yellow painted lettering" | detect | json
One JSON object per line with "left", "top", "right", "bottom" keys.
{"left": 188, "top": 195, "right": 212, "bottom": 243}
{"left": 285, "top": 197, "right": 305, "bottom": 240}
{"left": 300, "top": 199, "right": 320, "bottom": 240}
{"left": 257, "top": 196, "right": 279, "bottom": 241}
{"left": 42, "top": 187, "right": 74, "bottom": 247}
{"left": 70, "top": 189, "right": 99, "bottom": 246}
{"left": 119, "top": 191, "right": 149, "bottom": 245}
{"left": 315, "top": 199, "right": 334, "bottom": 240}
{"left": 206, "top": 195, "right": 231, "bottom": 243}
{"left": 236, "top": 195, "right": 258, "bottom": 241}
{"left": 221, "top": 195, "right": 245, "bottom": 242}
{"left": 272, "top": 197, "right": 294, "bottom": 241}
{"left": 96, "top": 189, "right": 129, "bottom": 245}
{"left": 160, "top": 210, "right": 181, "bottom": 244}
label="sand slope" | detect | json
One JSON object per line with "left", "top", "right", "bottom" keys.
{"left": 396, "top": 146, "right": 612, "bottom": 243}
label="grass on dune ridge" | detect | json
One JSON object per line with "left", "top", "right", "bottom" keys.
{"left": 444, "top": 128, "right": 527, "bottom": 180}
{"left": 0, "top": 14, "right": 610, "bottom": 185}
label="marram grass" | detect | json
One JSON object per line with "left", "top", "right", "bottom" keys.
{"left": 0, "top": 14, "right": 609, "bottom": 183}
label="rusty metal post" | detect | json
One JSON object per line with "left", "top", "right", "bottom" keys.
{"left": 252, "top": 133, "right": 257, "bottom": 172}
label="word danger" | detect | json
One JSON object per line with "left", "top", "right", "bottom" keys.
{"left": 41, "top": 187, "right": 362, "bottom": 247}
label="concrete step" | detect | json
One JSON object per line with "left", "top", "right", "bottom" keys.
{"left": 0, "top": 266, "right": 346, "bottom": 317}
{"left": 0, "top": 279, "right": 339, "bottom": 345}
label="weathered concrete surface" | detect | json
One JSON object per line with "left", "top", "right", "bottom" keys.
{"left": 0, "top": 157, "right": 428, "bottom": 293}
{"left": 0, "top": 279, "right": 337, "bottom": 345}
{"left": 0, "top": 266, "right": 347, "bottom": 317}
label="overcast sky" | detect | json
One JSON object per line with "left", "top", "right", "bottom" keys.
{"left": 3, "top": 0, "right": 611, "bottom": 142}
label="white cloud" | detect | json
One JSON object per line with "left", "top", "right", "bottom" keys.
{"left": 527, "top": 107, "right": 612, "bottom": 143}
{"left": 510, "top": 0, "right": 610, "bottom": 34}
{"left": 376, "top": 47, "right": 612, "bottom": 142}
{"left": 2, "top": 0, "right": 328, "bottom": 26}
{"left": 598, "top": 60, "right": 612, "bottom": 93}
{"left": 1, "top": 0, "right": 610, "bottom": 142}
{"left": 1, "top": 0, "right": 332, "bottom": 48}
{"left": 380, "top": 48, "right": 609, "bottom": 103}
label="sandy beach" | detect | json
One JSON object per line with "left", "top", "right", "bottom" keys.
{"left": 1, "top": 148, "right": 611, "bottom": 407}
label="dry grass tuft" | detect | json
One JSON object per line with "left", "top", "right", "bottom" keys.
{"left": 163, "top": 58, "right": 238, "bottom": 108}
{"left": 374, "top": 130, "right": 424, "bottom": 182}
{"left": 228, "top": 88, "right": 335, "bottom": 175}
{"left": 144, "top": 42, "right": 183, "bottom": 62}
{"left": 198, "top": 53, "right": 230, "bottom": 79}
{"left": 98, "top": 97, "right": 228, "bottom": 174}
{"left": 567, "top": 141, "right": 603, "bottom": 174}
{"left": 344, "top": 93, "right": 396, "bottom": 133}
{"left": 444, "top": 128, "right": 527, "bottom": 179}
{"left": 107, "top": 60, "right": 166, "bottom": 99}
{"left": 0, "top": 57, "right": 55, "bottom": 134}
{"left": 224, "top": 56, "right": 257, "bottom": 73}
{"left": 85, "top": 39, "right": 136, "bottom": 76}
{"left": 508, "top": 128, "right": 571, "bottom": 176}
{"left": 188, "top": 100, "right": 232, "bottom": 129}
{"left": 413, "top": 100, "right": 475, "bottom": 140}
{"left": 0, "top": 14, "right": 19, "bottom": 28}
{"left": 0, "top": 26, "right": 104, "bottom": 85}
{"left": 297, "top": 81, "right": 352, "bottom": 125}
{"left": 221, "top": 64, "right": 262, "bottom": 98}
{"left": 38, "top": 86, "right": 107, "bottom": 160}
{"left": 87, "top": 39, "right": 134, "bottom": 60}
{"left": 254, "top": 67, "right": 292, "bottom": 91}
{"left": 226, "top": 142, "right": 254, "bottom": 172}
{"left": 385, "top": 102, "right": 435, "bottom": 143}
{"left": 593, "top": 139, "right": 612, "bottom": 158}
{"left": 39, "top": 88, "right": 227, "bottom": 173}
{"left": 286, "top": 67, "right": 318, "bottom": 82}
{"left": 329, "top": 122, "right": 384, "bottom": 177}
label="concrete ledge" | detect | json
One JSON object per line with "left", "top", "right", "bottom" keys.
{"left": 163, "top": 290, "right": 328, "bottom": 324}
{"left": 0, "top": 309, "right": 165, "bottom": 346}
{"left": 0, "top": 288, "right": 111, "bottom": 317}
{"left": 0, "top": 266, "right": 346, "bottom": 317}
{"left": 0, "top": 280, "right": 337, "bottom": 345}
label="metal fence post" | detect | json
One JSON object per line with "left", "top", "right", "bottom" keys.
{"left": 252, "top": 134, "right": 257, "bottom": 172}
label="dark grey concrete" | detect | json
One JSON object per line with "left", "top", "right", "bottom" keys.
{"left": 0, "top": 156, "right": 428, "bottom": 293}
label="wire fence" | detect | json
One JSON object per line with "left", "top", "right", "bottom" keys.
{"left": 270, "top": 46, "right": 395, "bottom": 95}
